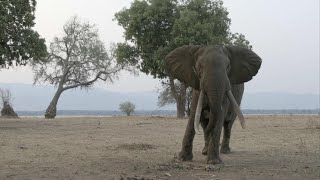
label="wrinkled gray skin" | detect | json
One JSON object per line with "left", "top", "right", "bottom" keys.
{"left": 198, "top": 84, "right": 244, "bottom": 155}
{"left": 165, "top": 45, "right": 262, "bottom": 164}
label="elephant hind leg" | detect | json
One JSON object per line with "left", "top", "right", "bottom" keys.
{"left": 200, "top": 112, "right": 209, "bottom": 155}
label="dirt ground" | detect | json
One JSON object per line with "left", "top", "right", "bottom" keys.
{"left": 0, "top": 115, "right": 319, "bottom": 180}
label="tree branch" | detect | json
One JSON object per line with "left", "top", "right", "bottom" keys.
{"left": 62, "top": 68, "right": 120, "bottom": 91}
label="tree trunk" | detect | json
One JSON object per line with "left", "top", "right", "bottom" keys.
{"left": 169, "top": 76, "right": 187, "bottom": 119}
{"left": 45, "top": 88, "right": 63, "bottom": 119}
{"left": 176, "top": 96, "right": 186, "bottom": 119}
{"left": 185, "top": 88, "right": 192, "bottom": 117}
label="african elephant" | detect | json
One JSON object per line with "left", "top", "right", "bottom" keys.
{"left": 165, "top": 45, "right": 262, "bottom": 164}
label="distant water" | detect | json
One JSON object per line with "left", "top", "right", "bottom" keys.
{"left": 242, "top": 109, "right": 319, "bottom": 115}
{"left": 16, "top": 109, "right": 319, "bottom": 117}
{"left": 16, "top": 110, "right": 177, "bottom": 117}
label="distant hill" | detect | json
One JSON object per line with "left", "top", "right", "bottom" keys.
{"left": 0, "top": 83, "right": 319, "bottom": 111}
{"left": 0, "top": 83, "right": 167, "bottom": 111}
{"left": 241, "top": 92, "right": 319, "bottom": 109}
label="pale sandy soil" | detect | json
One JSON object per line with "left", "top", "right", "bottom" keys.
{"left": 0, "top": 115, "right": 319, "bottom": 180}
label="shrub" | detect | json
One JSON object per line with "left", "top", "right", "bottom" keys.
{"left": 119, "top": 101, "right": 136, "bottom": 116}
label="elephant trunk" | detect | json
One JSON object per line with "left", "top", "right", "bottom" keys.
{"left": 194, "top": 90, "right": 246, "bottom": 133}
{"left": 227, "top": 90, "right": 246, "bottom": 129}
{"left": 194, "top": 90, "right": 204, "bottom": 133}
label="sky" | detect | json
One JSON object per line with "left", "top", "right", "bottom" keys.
{"left": 0, "top": 0, "right": 319, "bottom": 94}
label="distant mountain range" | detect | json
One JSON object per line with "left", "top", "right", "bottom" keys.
{"left": 241, "top": 92, "right": 319, "bottom": 110}
{"left": 0, "top": 83, "right": 319, "bottom": 111}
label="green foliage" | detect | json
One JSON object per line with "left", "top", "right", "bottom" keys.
{"left": 114, "top": 42, "right": 140, "bottom": 67}
{"left": 115, "top": 0, "right": 178, "bottom": 78}
{"left": 228, "top": 33, "right": 252, "bottom": 49}
{"left": 114, "top": 0, "right": 251, "bottom": 79}
{"left": 119, "top": 101, "right": 136, "bottom": 116}
{"left": 171, "top": 0, "right": 230, "bottom": 46}
{"left": 0, "top": 0, "right": 47, "bottom": 68}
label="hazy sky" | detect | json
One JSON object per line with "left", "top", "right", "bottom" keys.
{"left": 0, "top": 0, "right": 319, "bottom": 94}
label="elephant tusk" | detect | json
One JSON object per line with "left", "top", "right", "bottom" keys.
{"left": 227, "top": 90, "right": 246, "bottom": 129}
{"left": 194, "top": 90, "right": 204, "bottom": 133}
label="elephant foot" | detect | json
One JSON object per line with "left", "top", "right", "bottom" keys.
{"left": 207, "top": 156, "right": 223, "bottom": 165}
{"left": 220, "top": 145, "right": 231, "bottom": 154}
{"left": 178, "top": 151, "right": 193, "bottom": 161}
{"left": 202, "top": 146, "right": 208, "bottom": 155}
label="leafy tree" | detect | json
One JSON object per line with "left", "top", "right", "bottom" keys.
{"left": 0, "top": 0, "right": 47, "bottom": 68}
{"left": 114, "top": 0, "right": 251, "bottom": 118}
{"left": 0, "top": 88, "right": 12, "bottom": 106}
{"left": 119, "top": 101, "right": 136, "bottom": 116}
{"left": 32, "top": 16, "right": 122, "bottom": 119}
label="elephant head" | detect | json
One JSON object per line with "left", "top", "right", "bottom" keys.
{"left": 165, "top": 45, "right": 262, "bottom": 132}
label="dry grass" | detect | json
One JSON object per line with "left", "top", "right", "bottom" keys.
{"left": 0, "top": 115, "right": 319, "bottom": 179}
{"left": 306, "top": 118, "right": 320, "bottom": 129}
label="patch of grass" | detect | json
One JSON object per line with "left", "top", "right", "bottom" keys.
{"left": 306, "top": 119, "right": 320, "bottom": 129}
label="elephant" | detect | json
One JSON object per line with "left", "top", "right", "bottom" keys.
{"left": 164, "top": 45, "right": 262, "bottom": 164}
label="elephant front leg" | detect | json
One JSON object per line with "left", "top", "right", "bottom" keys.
{"left": 206, "top": 109, "right": 224, "bottom": 164}
{"left": 178, "top": 117, "right": 195, "bottom": 161}
{"left": 221, "top": 84, "right": 244, "bottom": 154}
{"left": 178, "top": 90, "right": 199, "bottom": 161}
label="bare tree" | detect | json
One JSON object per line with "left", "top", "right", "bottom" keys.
{"left": 32, "top": 16, "right": 122, "bottom": 119}
{"left": 119, "top": 101, "right": 135, "bottom": 116}
{"left": 0, "top": 88, "right": 18, "bottom": 118}
{"left": 158, "top": 78, "right": 192, "bottom": 118}
{"left": 157, "top": 82, "right": 176, "bottom": 107}
{"left": 0, "top": 88, "right": 12, "bottom": 106}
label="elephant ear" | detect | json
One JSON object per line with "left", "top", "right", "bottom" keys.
{"left": 165, "top": 45, "right": 202, "bottom": 90}
{"left": 225, "top": 46, "right": 262, "bottom": 84}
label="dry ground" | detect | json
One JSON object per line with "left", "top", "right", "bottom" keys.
{"left": 0, "top": 115, "right": 319, "bottom": 180}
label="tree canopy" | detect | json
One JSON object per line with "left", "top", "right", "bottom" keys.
{"left": 114, "top": 0, "right": 251, "bottom": 79}
{"left": 0, "top": 0, "right": 47, "bottom": 68}
{"left": 119, "top": 101, "right": 136, "bottom": 116}
{"left": 33, "top": 16, "right": 121, "bottom": 90}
